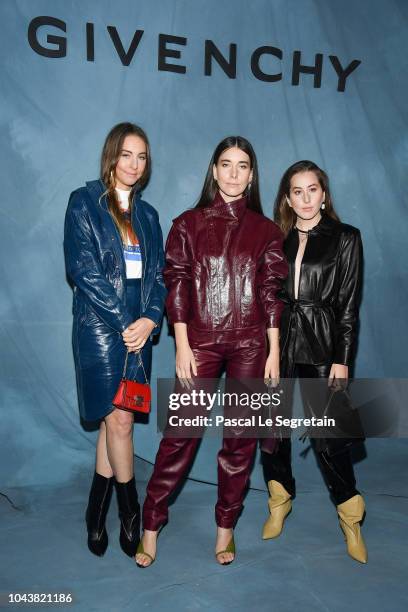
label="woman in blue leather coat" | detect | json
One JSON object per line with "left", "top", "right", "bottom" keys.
{"left": 64, "top": 122, "right": 166, "bottom": 558}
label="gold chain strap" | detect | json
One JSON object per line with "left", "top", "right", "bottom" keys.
{"left": 122, "top": 350, "right": 148, "bottom": 384}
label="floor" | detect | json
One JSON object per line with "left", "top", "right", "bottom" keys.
{"left": 2, "top": 452, "right": 407, "bottom": 612}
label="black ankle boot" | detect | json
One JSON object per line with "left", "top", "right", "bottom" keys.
{"left": 114, "top": 477, "right": 140, "bottom": 557}
{"left": 85, "top": 472, "right": 113, "bottom": 556}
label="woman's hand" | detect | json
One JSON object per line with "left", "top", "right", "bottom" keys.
{"left": 176, "top": 344, "right": 197, "bottom": 388}
{"left": 264, "top": 351, "right": 280, "bottom": 388}
{"left": 265, "top": 327, "right": 280, "bottom": 387}
{"left": 122, "top": 317, "right": 156, "bottom": 351}
{"left": 173, "top": 322, "right": 197, "bottom": 388}
{"left": 328, "top": 363, "right": 349, "bottom": 389}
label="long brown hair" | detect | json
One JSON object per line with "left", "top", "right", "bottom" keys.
{"left": 100, "top": 122, "right": 151, "bottom": 243}
{"left": 274, "top": 160, "right": 339, "bottom": 236}
{"left": 195, "top": 136, "right": 264, "bottom": 215}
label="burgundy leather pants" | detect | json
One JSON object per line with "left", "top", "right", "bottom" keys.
{"left": 143, "top": 335, "right": 266, "bottom": 530}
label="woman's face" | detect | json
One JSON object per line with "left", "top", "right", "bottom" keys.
{"left": 114, "top": 135, "right": 147, "bottom": 190}
{"left": 287, "top": 171, "right": 325, "bottom": 221}
{"left": 213, "top": 147, "right": 253, "bottom": 202}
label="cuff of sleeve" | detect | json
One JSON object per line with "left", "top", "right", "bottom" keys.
{"left": 120, "top": 312, "right": 135, "bottom": 332}
{"left": 334, "top": 345, "right": 353, "bottom": 366}
{"left": 142, "top": 306, "right": 162, "bottom": 327}
{"left": 267, "top": 312, "right": 281, "bottom": 329}
{"left": 167, "top": 312, "right": 189, "bottom": 325}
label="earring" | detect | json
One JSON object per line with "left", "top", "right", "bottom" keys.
{"left": 110, "top": 170, "right": 115, "bottom": 184}
{"left": 321, "top": 202, "right": 326, "bottom": 210}
{"left": 247, "top": 182, "right": 252, "bottom": 193}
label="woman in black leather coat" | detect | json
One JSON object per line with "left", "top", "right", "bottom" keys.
{"left": 261, "top": 160, "right": 367, "bottom": 563}
{"left": 64, "top": 123, "right": 166, "bottom": 559}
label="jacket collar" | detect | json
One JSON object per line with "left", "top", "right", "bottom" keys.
{"left": 204, "top": 191, "right": 248, "bottom": 223}
{"left": 290, "top": 212, "right": 337, "bottom": 237}
{"left": 85, "top": 179, "right": 142, "bottom": 209}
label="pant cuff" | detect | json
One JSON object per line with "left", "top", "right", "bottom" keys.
{"left": 142, "top": 509, "right": 166, "bottom": 531}
{"left": 334, "top": 488, "right": 360, "bottom": 506}
{"left": 215, "top": 517, "right": 236, "bottom": 529}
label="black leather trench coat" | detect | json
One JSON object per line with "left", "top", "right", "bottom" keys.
{"left": 279, "top": 214, "right": 363, "bottom": 377}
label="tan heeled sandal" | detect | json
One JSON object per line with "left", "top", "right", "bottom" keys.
{"left": 215, "top": 536, "right": 235, "bottom": 565}
{"left": 135, "top": 536, "right": 156, "bottom": 568}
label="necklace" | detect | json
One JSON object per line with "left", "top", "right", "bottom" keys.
{"left": 295, "top": 213, "right": 322, "bottom": 234}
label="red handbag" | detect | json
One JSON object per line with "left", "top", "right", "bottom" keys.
{"left": 112, "top": 350, "right": 151, "bottom": 414}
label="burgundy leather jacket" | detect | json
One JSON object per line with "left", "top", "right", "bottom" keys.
{"left": 164, "top": 193, "right": 288, "bottom": 342}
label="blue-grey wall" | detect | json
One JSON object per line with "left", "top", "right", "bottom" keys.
{"left": 1, "top": 0, "right": 407, "bottom": 488}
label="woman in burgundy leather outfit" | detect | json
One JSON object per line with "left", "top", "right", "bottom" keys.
{"left": 136, "top": 136, "right": 288, "bottom": 567}
{"left": 260, "top": 160, "right": 367, "bottom": 563}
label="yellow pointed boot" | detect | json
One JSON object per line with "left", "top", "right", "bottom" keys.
{"left": 337, "top": 494, "right": 367, "bottom": 563}
{"left": 262, "top": 480, "right": 292, "bottom": 540}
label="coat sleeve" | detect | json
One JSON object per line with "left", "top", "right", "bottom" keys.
{"left": 334, "top": 229, "right": 363, "bottom": 365}
{"left": 163, "top": 217, "right": 191, "bottom": 325}
{"left": 257, "top": 225, "right": 288, "bottom": 328}
{"left": 64, "top": 191, "right": 134, "bottom": 333}
{"left": 141, "top": 209, "right": 167, "bottom": 334}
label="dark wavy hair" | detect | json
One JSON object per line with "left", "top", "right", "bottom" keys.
{"left": 274, "top": 160, "right": 339, "bottom": 235}
{"left": 195, "top": 136, "right": 263, "bottom": 215}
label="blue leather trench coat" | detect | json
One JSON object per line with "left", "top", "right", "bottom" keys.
{"left": 64, "top": 179, "right": 166, "bottom": 421}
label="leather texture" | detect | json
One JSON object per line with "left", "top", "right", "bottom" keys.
{"left": 164, "top": 192, "right": 288, "bottom": 342}
{"left": 142, "top": 337, "right": 266, "bottom": 531}
{"left": 112, "top": 379, "right": 151, "bottom": 413}
{"left": 279, "top": 214, "right": 363, "bottom": 374}
{"left": 261, "top": 363, "right": 359, "bottom": 505}
{"left": 262, "top": 480, "right": 292, "bottom": 539}
{"left": 64, "top": 180, "right": 166, "bottom": 420}
{"left": 85, "top": 472, "right": 113, "bottom": 557}
{"left": 337, "top": 494, "right": 368, "bottom": 563}
{"left": 114, "top": 477, "right": 141, "bottom": 557}
{"left": 142, "top": 194, "right": 287, "bottom": 531}
{"left": 142, "top": 193, "right": 287, "bottom": 531}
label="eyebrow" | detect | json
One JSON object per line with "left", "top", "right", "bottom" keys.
{"left": 121, "top": 148, "right": 146, "bottom": 154}
{"left": 219, "top": 158, "right": 249, "bottom": 164}
{"left": 292, "top": 183, "right": 319, "bottom": 189}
